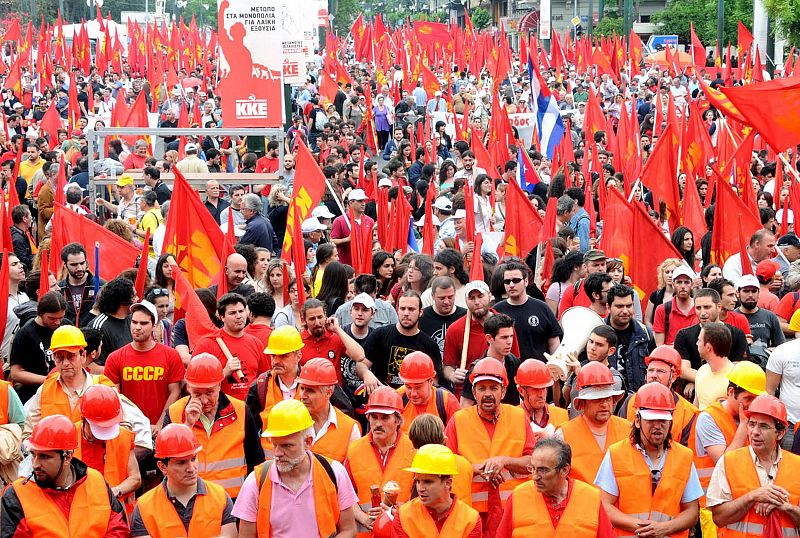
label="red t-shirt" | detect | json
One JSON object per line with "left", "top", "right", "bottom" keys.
{"left": 330, "top": 214, "right": 375, "bottom": 267}
{"left": 300, "top": 329, "right": 347, "bottom": 386}
{"left": 720, "top": 310, "right": 752, "bottom": 336}
{"left": 192, "top": 329, "right": 270, "bottom": 401}
{"left": 122, "top": 153, "right": 148, "bottom": 170}
{"left": 775, "top": 292, "right": 800, "bottom": 321}
{"left": 244, "top": 323, "right": 273, "bottom": 349}
{"left": 255, "top": 155, "right": 279, "bottom": 173}
{"left": 758, "top": 289, "right": 780, "bottom": 312}
{"left": 557, "top": 281, "right": 592, "bottom": 317}
{"left": 652, "top": 300, "right": 698, "bottom": 344}
{"left": 104, "top": 343, "right": 186, "bottom": 424}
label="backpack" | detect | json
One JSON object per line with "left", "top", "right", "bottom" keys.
{"left": 400, "top": 387, "right": 448, "bottom": 425}
{"left": 314, "top": 108, "right": 328, "bottom": 131}
{"left": 255, "top": 370, "right": 356, "bottom": 419}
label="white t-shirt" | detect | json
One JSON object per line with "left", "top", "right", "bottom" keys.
{"left": 766, "top": 338, "right": 800, "bottom": 423}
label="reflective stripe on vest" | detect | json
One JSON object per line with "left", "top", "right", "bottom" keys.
{"left": 510, "top": 479, "right": 601, "bottom": 537}
{"left": 398, "top": 497, "right": 480, "bottom": 537}
{"left": 168, "top": 395, "right": 247, "bottom": 499}
{"left": 559, "top": 414, "right": 630, "bottom": 484}
{"left": 12, "top": 467, "right": 111, "bottom": 537}
{"left": 453, "top": 404, "right": 529, "bottom": 514}
{"left": 137, "top": 479, "right": 227, "bottom": 538}
{"left": 720, "top": 447, "right": 800, "bottom": 538}
{"left": 40, "top": 374, "right": 116, "bottom": 422}
{"left": 609, "top": 439, "right": 694, "bottom": 538}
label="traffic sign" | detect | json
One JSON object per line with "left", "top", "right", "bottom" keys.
{"left": 646, "top": 34, "right": 679, "bottom": 53}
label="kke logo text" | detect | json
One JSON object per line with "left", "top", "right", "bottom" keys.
{"left": 236, "top": 97, "right": 269, "bottom": 119}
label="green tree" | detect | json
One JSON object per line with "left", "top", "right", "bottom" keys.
{"left": 763, "top": 0, "right": 800, "bottom": 45}
{"left": 651, "top": 0, "right": 752, "bottom": 45}
{"left": 470, "top": 7, "right": 491, "bottom": 29}
{"left": 333, "top": 0, "right": 361, "bottom": 34}
{"left": 593, "top": 16, "right": 623, "bottom": 36}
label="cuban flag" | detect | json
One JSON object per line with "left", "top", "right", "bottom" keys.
{"left": 528, "top": 58, "right": 565, "bottom": 160}
{"left": 407, "top": 217, "right": 420, "bottom": 253}
{"left": 516, "top": 147, "right": 539, "bottom": 193}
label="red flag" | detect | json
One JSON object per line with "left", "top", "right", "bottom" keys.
{"left": 719, "top": 78, "right": 800, "bottom": 152}
{"left": 421, "top": 186, "right": 435, "bottom": 256}
{"left": 690, "top": 22, "right": 706, "bottom": 67}
{"left": 39, "top": 101, "right": 63, "bottom": 151}
{"left": 38, "top": 249, "right": 49, "bottom": 298}
{"left": 628, "top": 201, "right": 684, "bottom": 297}
{"left": 738, "top": 22, "right": 754, "bottom": 57}
{"left": 682, "top": 174, "right": 707, "bottom": 240}
{"left": 640, "top": 123, "right": 681, "bottom": 229}
{"left": 134, "top": 229, "right": 150, "bottom": 299}
{"left": 1, "top": 20, "right": 20, "bottom": 42}
{"left": 469, "top": 233, "right": 484, "bottom": 282}
{"left": 49, "top": 203, "right": 140, "bottom": 281}
{"left": 584, "top": 89, "right": 606, "bottom": 138}
{"left": 463, "top": 184, "right": 476, "bottom": 243}
{"left": 162, "top": 169, "right": 227, "bottom": 288}
{"left": 171, "top": 261, "right": 217, "bottom": 347}
{"left": 0, "top": 251, "right": 9, "bottom": 347}
{"left": 68, "top": 71, "right": 80, "bottom": 131}
{"left": 503, "top": 178, "right": 544, "bottom": 258}
{"left": 737, "top": 216, "right": 754, "bottom": 276}
{"left": 710, "top": 178, "right": 762, "bottom": 265}
{"left": 290, "top": 201, "right": 307, "bottom": 306}
{"left": 281, "top": 140, "right": 327, "bottom": 262}
{"left": 600, "top": 187, "right": 634, "bottom": 259}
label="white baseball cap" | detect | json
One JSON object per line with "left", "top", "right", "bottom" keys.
{"left": 453, "top": 209, "right": 467, "bottom": 219}
{"left": 185, "top": 143, "right": 198, "bottom": 153}
{"left": 347, "top": 189, "right": 368, "bottom": 201}
{"left": 301, "top": 217, "right": 327, "bottom": 233}
{"left": 671, "top": 265, "right": 696, "bottom": 282}
{"left": 464, "top": 280, "right": 490, "bottom": 296}
{"left": 414, "top": 214, "right": 441, "bottom": 227}
{"left": 736, "top": 274, "right": 760, "bottom": 290}
{"left": 311, "top": 205, "right": 336, "bottom": 220}
{"left": 378, "top": 177, "right": 393, "bottom": 188}
{"left": 433, "top": 197, "right": 453, "bottom": 211}
{"left": 352, "top": 293, "right": 376, "bottom": 310}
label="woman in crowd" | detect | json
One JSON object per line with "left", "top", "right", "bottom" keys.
{"left": 545, "top": 250, "right": 585, "bottom": 316}
{"left": 311, "top": 243, "right": 339, "bottom": 296}
{"left": 373, "top": 250, "right": 398, "bottom": 302}
{"left": 671, "top": 226, "right": 697, "bottom": 270}
{"left": 644, "top": 257, "right": 683, "bottom": 328}
{"left": 264, "top": 258, "right": 293, "bottom": 310}
{"left": 316, "top": 261, "right": 350, "bottom": 314}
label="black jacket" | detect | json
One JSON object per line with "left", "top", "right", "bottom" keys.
{"left": 57, "top": 272, "right": 105, "bottom": 327}
{"left": 9, "top": 226, "right": 32, "bottom": 271}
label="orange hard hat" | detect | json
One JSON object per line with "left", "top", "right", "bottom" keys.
{"left": 365, "top": 386, "right": 404, "bottom": 414}
{"left": 515, "top": 359, "right": 554, "bottom": 388}
{"left": 298, "top": 358, "right": 338, "bottom": 386}
{"left": 79, "top": 385, "right": 123, "bottom": 440}
{"left": 745, "top": 394, "right": 788, "bottom": 426}
{"left": 575, "top": 361, "right": 615, "bottom": 390}
{"left": 399, "top": 351, "right": 436, "bottom": 384}
{"left": 185, "top": 352, "right": 225, "bottom": 388}
{"left": 154, "top": 423, "right": 203, "bottom": 459}
{"left": 634, "top": 382, "right": 676, "bottom": 415}
{"left": 469, "top": 357, "right": 508, "bottom": 387}
{"left": 28, "top": 415, "right": 78, "bottom": 452}
{"left": 645, "top": 346, "right": 682, "bottom": 377}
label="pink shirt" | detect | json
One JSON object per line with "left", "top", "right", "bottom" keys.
{"left": 232, "top": 452, "right": 358, "bottom": 536}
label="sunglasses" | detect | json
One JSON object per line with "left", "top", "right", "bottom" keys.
{"left": 148, "top": 288, "right": 169, "bottom": 298}
{"left": 503, "top": 277, "right": 524, "bottom": 285}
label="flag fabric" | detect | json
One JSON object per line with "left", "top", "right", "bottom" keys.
{"left": 162, "top": 168, "right": 227, "bottom": 288}
{"left": 281, "top": 140, "right": 327, "bottom": 262}
{"left": 517, "top": 147, "right": 540, "bottom": 193}
{"left": 503, "top": 177, "right": 544, "bottom": 258}
{"left": 640, "top": 123, "right": 681, "bottom": 229}
{"left": 682, "top": 175, "right": 707, "bottom": 240}
{"left": 628, "top": 201, "right": 684, "bottom": 297}
{"left": 39, "top": 101, "right": 62, "bottom": 150}
{"left": 527, "top": 59, "right": 565, "bottom": 159}
{"left": 0, "top": 251, "right": 8, "bottom": 348}
{"left": 718, "top": 78, "right": 800, "bottom": 152}
{"left": 49, "top": 202, "right": 140, "bottom": 281}
{"left": 171, "top": 261, "right": 217, "bottom": 347}
{"left": 690, "top": 23, "right": 706, "bottom": 67}
{"left": 134, "top": 229, "right": 150, "bottom": 299}
{"left": 38, "top": 249, "right": 50, "bottom": 298}
{"left": 710, "top": 179, "right": 762, "bottom": 265}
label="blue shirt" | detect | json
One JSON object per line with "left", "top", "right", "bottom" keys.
{"left": 569, "top": 207, "right": 591, "bottom": 252}
{"left": 595, "top": 444, "right": 704, "bottom": 503}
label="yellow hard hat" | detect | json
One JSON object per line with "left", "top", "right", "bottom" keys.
{"left": 789, "top": 309, "right": 800, "bottom": 333}
{"left": 727, "top": 361, "right": 766, "bottom": 396}
{"left": 264, "top": 325, "right": 304, "bottom": 355}
{"left": 404, "top": 444, "right": 459, "bottom": 476}
{"left": 262, "top": 399, "right": 313, "bottom": 438}
{"left": 49, "top": 325, "right": 87, "bottom": 352}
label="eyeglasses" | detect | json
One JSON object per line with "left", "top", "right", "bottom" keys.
{"left": 746, "top": 421, "right": 775, "bottom": 432}
{"left": 651, "top": 469, "right": 662, "bottom": 493}
{"left": 149, "top": 288, "right": 169, "bottom": 297}
{"left": 504, "top": 277, "right": 524, "bottom": 285}
{"left": 526, "top": 465, "right": 558, "bottom": 476}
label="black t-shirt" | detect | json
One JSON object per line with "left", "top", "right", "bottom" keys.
{"left": 342, "top": 325, "right": 373, "bottom": 394}
{"left": 9, "top": 319, "right": 60, "bottom": 403}
{"left": 461, "top": 353, "right": 522, "bottom": 405}
{"left": 90, "top": 314, "right": 132, "bottom": 366}
{"left": 419, "top": 306, "right": 466, "bottom": 359}
{"left": 363, "top": 325, "right": 442, "bottom": 388}
{"left": 674, "top": 323, "right": 749, "bottom": 370}
{"left": 493, "top": 297, "right": 563, "bottom": 360}
{"left": 611, "top": 322, "right": 635, "bottom": 371}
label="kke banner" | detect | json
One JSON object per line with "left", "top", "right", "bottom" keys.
{"left": 431, "top": 111, "right": 539, "bottom": 148}
{"left": 281, "top": 2, "right": 316, "bottom": 85}
{"left": 217, "top": 0, "right": 284, "bottom": 127}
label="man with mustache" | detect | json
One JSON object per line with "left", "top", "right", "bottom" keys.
{"left": 131, "top": 423, "right": 238, "bottom": 537}
{"left": 496, "top": 437, "right": 616, "bottom": 537}
{"left": 234, "top": 399, "right": 358, "bottom": 537}
{"left": 445, "top": 357, "right": 533, "bottom": 536}
{"left": 345, "top": 386, "right": 415, "bottom": 535}
{"left": 555, "top": 362, "right": 629, "bottom": 484}
{"left": 1, "top": 415, "right": 130, "bottom": 536}
{"left": 596, "top": 382, "right": 702, "bottom": 537}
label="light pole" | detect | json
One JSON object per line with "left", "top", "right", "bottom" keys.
{"left": 717, "top": 0, "right": 724, "bottom": 57}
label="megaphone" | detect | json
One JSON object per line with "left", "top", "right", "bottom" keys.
{"left": 546, "top": 306, "right": 605, "bottom": 381}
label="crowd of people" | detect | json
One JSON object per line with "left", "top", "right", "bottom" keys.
{"left": 0, "top": 11, "right": 798, "bottom": 538}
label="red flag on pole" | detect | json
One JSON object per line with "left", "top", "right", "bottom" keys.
{"left": 38, "top": 249, "right": 49, "bottom": 298}
{"left": 134, "top": 229, "right": 150, "bottom": 299}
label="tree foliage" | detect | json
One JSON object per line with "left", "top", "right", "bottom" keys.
{"left": 651, "top": 0, "right": 752, "bottom": 46}
{"left": 470, "top": 7, "right": 491, "bottom": 30}
{"left": 763, "top": 0, "right": 800, "bottom": 46}
{"left": 593, "top": 16, "right": 623, "bottom": 36}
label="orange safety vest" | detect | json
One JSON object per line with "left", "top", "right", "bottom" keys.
{"left": 0, "top": 380, "right": 10, "bottom": 425}
{"left": 168, "top": 395, "right": 247, "bottom": 499}
{"left": 39, "top": 374, "right": 116, "bottom": 421}
{"left": 398, "top": 496, "right": 480, "bottom": 537}
{"left": 136, "top": 479, "right": 227, "bottom": 538}
{"left": 452, "top": 404, "right": 529, "bottom": 513}
{"left": 609, "top": 440, "right": 694, "bottom": 537}
{"left": 257, "top": 372, "right": 301, "bottom": 455}
{"left": 509, "top": 478, "right": 602, "bottom": 537}
{"left": 12, "top": 467, "right": 111, "bottom": 537}
{"left": 346, "top": 432, "right": 416, "bottom": 537}
{"left": 625, "top": 391, "right": 699, "bottom": 445}
{"left": 719, "top": 447, "right": 800, "bottom": 537}
{"left": 692, "top": 401, "right": 738, "bottom": 507}
{"left": 74, "top": 420, "right": 135, "bottom": 514}
{"left": 254, "top": 455, "right": 339, "bottom": 537}
{"left": 312, "top": 406, "right": 360, "bottom": 463}
{"left": 558, "top": 414, "right": 630, "bottom": 484}
{"left": 453, "top": 454, "right": 473, "bottom": 507}
{"left": 548, "top": 404, "right": 569, "bottom": 427}
{"left": 398, "top": 385, "right": 456, "bottom": 434}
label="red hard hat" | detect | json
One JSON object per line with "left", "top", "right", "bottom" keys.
{"left": 575, "top": 362, "right": 615, "bottom": 390}
{"left": 185, "top": 353, "right": 225, "bottom": 388}
{"left": 399, "top": 351, "right": 436, "bottom": 384}
{"left": 28, "top": 415, "right": 78, "bottom": 452}
{"left": 469, "top": 357, "right": 508, "bottom": 387}
{"left": 298, "top": 358, "right": 339, "bottom": 386}
{"left": 154, "top": 423, "right": 203, "bottom": 459}
{"left": 745, "top": 394, "right": 788, "bottom": 426}
{"left": 515, "top": 359, "right": 554, "bottom": 388}
{"left": 634, "top": 382, "right": 676, "bottom": 411}
{"left": 645, "top": 345, "right": 682, "bottom": 377}
{"left": 79, "top": 385, "right": 123, "bottom": 427}
{"left": 365, "top": 386, "right": 404, "bottom": 414}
